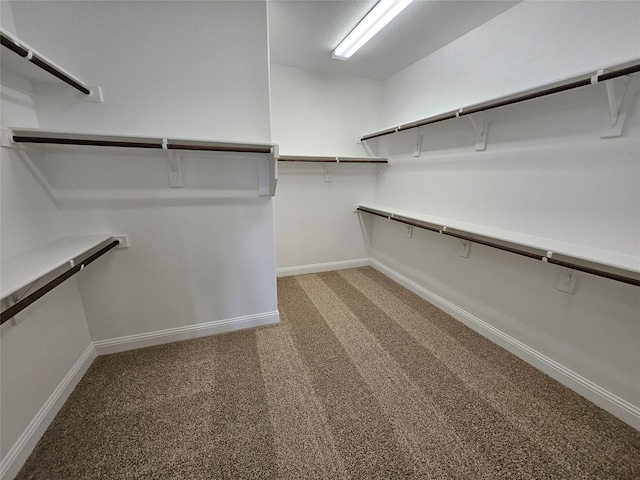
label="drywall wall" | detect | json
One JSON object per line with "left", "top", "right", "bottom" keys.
{"left": 1, "top": 2, "right": 275, "bottom": 476}
{"left": 369, "top": 0, "right": 640, "bottom": 425}
{"left": 274, "top": 161, "right": 377, "bottom": 274}
{"left": 9, "top": 0, "right": 272, "bottom": 143}
{"left": 270, "top": 64, "right": 383, "bottom": 156}
{"left": 4, "top": 0, "right": 278, "bottom": 347}
{"left": 1, "top": 57, "right": 94, "bottom": 480}
{"left": 381, "top": 0, "right": 640, "bottom": 127}
{"left": 43, "top": 148, "right": 279, "bottom": 343}
{"left": 270, "top": 65, "right": 382, "bottom": 272}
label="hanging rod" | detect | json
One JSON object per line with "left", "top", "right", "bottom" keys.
{"left": 278, "top": 155, "right": 388, "bottom": 163}
{"left": 0, "top": 30, "right": 91, "bottom": 96}
{"left": 7, "top": 131, "right": 275, "bottom": 155}
{"left": 357, "top": 206, "right": 640, "bottom": 287}
{"left": 0, "top": 240, "right": 119, "bottom": 325}
{"left": 360, "top": 60, "right": 640, "bottom": 141}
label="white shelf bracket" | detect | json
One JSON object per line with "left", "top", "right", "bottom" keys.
{"left": 1, "top": 128, "right": 14, "bottom": 148}
{"left": 162, "top": 139, "right": 183, "bottom": 188}
{"left": 600, "top": 75, "right": 629, "bottom": 138}
{"left": 324, "top": 164, "right": 332, "bottom": 182}
{"left": 259, "top": 144, "right": 278, "bottom": 196}
{"left": 556, "top": 268, "right": 576, "bottom": 294}
{"left": 405, "top": 225, "right": 413, "bottom": 238}
{"left": 413, "top": 129, "right": 423, "bottom": 157}
{"left": 459, "top": 239, "right": 471, "bottom": 258}
{"left": 468, "top": 112, "right": 488, "bottom": 151}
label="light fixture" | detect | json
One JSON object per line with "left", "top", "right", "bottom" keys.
{"left": 332, "top": 0, "right": 414, "bottom": 61}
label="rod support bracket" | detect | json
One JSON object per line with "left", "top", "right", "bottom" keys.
{"left": 413, "top": 130, "right": 423, "bottom": 157}
{"left": 324, "top": 164, "right": 332, "bottom": 182}
{"left": 259, "top": 144, "right": 278, "bottom": 196}
{"left": 600, "top": 75, "right": 630, "bottom": 138}
{"left": 556, "top": 268, "right": 576, "bottom": 294}
{"left": 0, "top": 128, "right": 16, "bottom": 148}
{"left": 467, "top": 112, "right": 488, "bottom": 151}
{"left": 162, "top": 139, "right": 183, "bottom": 188}
{"left": 459, "top": 239, "right": 471, "bottom": 258}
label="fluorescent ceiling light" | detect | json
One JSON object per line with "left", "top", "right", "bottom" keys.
{"left": 332, "top": 0, "right": 414, "bottom": 61}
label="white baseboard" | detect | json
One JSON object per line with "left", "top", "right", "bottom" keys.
{"left": 370, "top": 258, "right": 640, "bottom": 429}
{"left": 277, "top": 258, "right": 370, "bottom": 277}
{"left": 93, "top": 310, "right": 280, "bottom": 355}
{"left": 0, "top": 344, "right": 96, "bottom": 480}
{"left": 1, "top": 311, "right": 279, "bottom": 479}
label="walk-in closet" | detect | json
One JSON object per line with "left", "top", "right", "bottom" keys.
{"left": 1, "top": 1, "right": 639, "bottom": 478}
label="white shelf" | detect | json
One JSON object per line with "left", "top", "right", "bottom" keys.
{"left": 278, "top": 155, "right": 388, "bottom": 163}
{"left": 1, "top": 29, "right": 102, "bottom": 102}
{"left": 1, "top": 235, "right": 114, "bottom": 299}
{"left": 359, "top": 203, "right": 640, "bottom": 274}
{"left": 2, "top": 128, "right": 279, "bottom": 196}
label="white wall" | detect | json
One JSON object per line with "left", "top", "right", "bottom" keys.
{"left": 369, "top": 0, "right": 640, "bottom": 425}
{"left": 45, "top": 149, "right": 278, "bottom": 342}
{"left": 1, "top": 8, "right": 94, "bottom": 475}
{"left": 1, "top": 1, "right": 276, "bottom": 477}
{"left": 270, "top": 64, "right": 383, "bottom": 156}
{"left": 270, "top": 65, "right": 382, "bottom": 272}
{"left": 9, "top": 0, "right": 272, "bottom": 142}
{"left": 3, "top": 0, "right": 277, "bottom": 342}
{"left": 382, "top": 0, "right": 640, "bottom": 127}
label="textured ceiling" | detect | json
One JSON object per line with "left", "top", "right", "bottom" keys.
{"left": 268, "top": 0, "right": 520, "bottom": 80}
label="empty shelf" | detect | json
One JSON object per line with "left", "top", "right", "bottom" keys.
{"left": 1, "top": 234, "right": 115, "bottom": 299}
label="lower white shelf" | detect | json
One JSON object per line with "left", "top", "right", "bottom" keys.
{"left": 1, "top": 234, "right": 115, "bottom": 300}
{"left": 357, "top": 203, "right": 640, "bottom": 284}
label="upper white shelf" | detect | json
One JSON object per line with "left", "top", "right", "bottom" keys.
{"left": 1, "top": 235, "right": 114, "bottom": 299}
{"left": 278, "top": 155, "right": 388, "bottom": 164}
{"left": 358, "top": 203, "right": 640, "bottom": 275}
{"left": 1, "top": 29, "right": 102, "bottom": 102}
{"left": 359, "top": 60, "right": 640, "bottom": 142}
{"left": 5, "top": 129, "right": 276, "bottom": 153}
{"left": 2, "top": 128, "right": 279, "bottom": 195}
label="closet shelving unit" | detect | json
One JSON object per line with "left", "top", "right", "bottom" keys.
{"left": 279, "top": 155, "right": 388, "bottom": 164}
{"left": 357, "top": 205, "right": 640, "bottom": 287}
{"left": 0, "top": 29, "right": 102, "bottom": 101}
{"left": 0, "top": 32, "right": 119, "bottom": 325}
{"left": 359, "top": 60, "right": 640, "bottom": 142}
{"left": 355, "top": 59, "right": 640, "bottom": 288}
{"left": 1, "top": 235, "right": 120, "bottom": 324}
{"left": 3, "top": 129, "right": 280, "bottom": 195}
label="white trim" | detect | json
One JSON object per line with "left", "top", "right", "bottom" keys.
{"left": 370, "top": 258, "right": 640, "bottom": 429}
{"left": 276, "top": 258, "right": 370, "bottom": 277}
{"left": 93, "top": 311, "right": 280, "bottom": 355}
{"left": 0, "top": 344, "right": 96, "bottom": 480}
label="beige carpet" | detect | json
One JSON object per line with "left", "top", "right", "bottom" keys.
{"left": 16, "top": 267, "right": 640, "bottom": 479}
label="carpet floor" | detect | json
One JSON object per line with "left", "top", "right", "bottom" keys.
{"left": 15, "top": 267, "right": 640, "bottom": 479}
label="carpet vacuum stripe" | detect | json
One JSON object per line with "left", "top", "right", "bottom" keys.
{"left": 296, "top": 273, "right": 498, "bottom": 479}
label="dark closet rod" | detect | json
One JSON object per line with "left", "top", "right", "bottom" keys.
{"left": 357, "top": 206, "right": 640, "bottom": 287}
{"left": 1, "top": 31, "right": 91, "bottom": 96}
{"left": 278, "top": 155, "right": 388, "bottom": 163}
{"left": 10, "top": 135, "right": 274, "bottom": 154}
{"left": 361, "top": 61, "right": 640, "bottom": 141}
{"left": 0, "top": 240, "right": 119, "bottom": 325}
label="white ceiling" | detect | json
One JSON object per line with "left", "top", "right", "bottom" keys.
{"left": 268, "top": 0, "right": 521, "bottom": 80}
